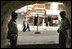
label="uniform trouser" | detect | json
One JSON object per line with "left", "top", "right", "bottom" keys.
{"left": 59, "top": 33, "right": 67, "bottom": 48}
{"left": 10, "top": 37, "right": 17, "bottom": 48}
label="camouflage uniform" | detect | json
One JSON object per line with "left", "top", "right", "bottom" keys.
{"left": 7, "top": 19, "right": 18, "bottom": 48}
{"left": 57, "top": 17, "right": 70, "bottom": 48}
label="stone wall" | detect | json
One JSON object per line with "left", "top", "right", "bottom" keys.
{"left": 63, "top": 1, "right": 71, "bottom": 48}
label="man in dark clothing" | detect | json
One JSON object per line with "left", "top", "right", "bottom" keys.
{"left": 57, "top": 11, "right": 70, "bottom": 48}
{"left": 7, "top": 11, "right": 18, "bottom": 48}
{"left": 23, "top": 21, "right": 26, "bottom": 32}
{"left": 34, "top": 17, "right": 38, "bottom": 26}
{"left": 25, "top": 21, "right": 30, "bottom": 31}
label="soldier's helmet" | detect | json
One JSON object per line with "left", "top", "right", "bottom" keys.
{"left": 60, "top": 11, "right": 66, "bottom": 18}
{"left": 60, "top": 11, "right": 66, "bottom": 16}
{"left": 11, "top": 11, "right": 17, "bottom": 19}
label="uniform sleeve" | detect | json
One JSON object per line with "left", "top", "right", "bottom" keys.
{"left": 12, "top": 23, "right": 18, "bottom": 34}
{"left": 58, "top": 18, "right": 69, "bottom": 32}
{"left": 8, "top": 21, "right": 18, "bottom": 34}
{"left": 62, "top": 19, "right": 69, "bottom": 30}
{"left": 8, "top": 21, "right": 13, "bottom": 32}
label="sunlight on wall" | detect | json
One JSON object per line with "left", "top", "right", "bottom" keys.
{"left": 50, "top": 2, "right": 58, "bottom": 10}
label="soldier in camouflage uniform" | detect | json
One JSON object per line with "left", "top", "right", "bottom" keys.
{"left": 57, "top": 11, "right": 70, "bottom": 48}
{"left": 7, "top": 11, "right": 18, "bottom": 48}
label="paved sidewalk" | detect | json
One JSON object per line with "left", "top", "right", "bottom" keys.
{"left": 17, "top": 30, "right": 59, "bottom": 45}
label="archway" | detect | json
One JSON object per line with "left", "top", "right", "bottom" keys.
{"left": 1, "top": 1, "right": 71, "bottom": 48}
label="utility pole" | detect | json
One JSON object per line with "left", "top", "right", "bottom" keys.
{"left": 34, "top": 3, "right": 40, "bottom": 34}
{"left": 35, "top": 13, "right": 40, "bottom": 34}
{"left": 37, "top": 14, "right": 38, "bottom": 32}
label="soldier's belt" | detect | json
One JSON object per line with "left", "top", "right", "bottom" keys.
{"left": 11, "top": 34, "right": 18, "bottom": 36}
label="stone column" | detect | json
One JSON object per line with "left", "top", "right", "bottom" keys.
{"left": 63, "top": 1, "right": 71, "bottom": 48}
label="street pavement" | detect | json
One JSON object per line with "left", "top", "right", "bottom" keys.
{"left": 17, "top": 29, "right": 59, "bottom": 45}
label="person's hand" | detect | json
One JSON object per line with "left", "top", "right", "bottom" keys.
{"left": 57, "top": 29, "right": 60, "bottom": 33}
{"left": 14, "top": 35, "right": 17, "bottom": 40}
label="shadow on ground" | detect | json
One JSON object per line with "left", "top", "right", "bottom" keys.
{"left": 7, "top": 44, "right": 59, "bottom": 48}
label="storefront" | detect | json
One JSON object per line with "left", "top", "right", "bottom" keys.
{"left": 45, "top": 15, "right": 59, "bottom": 26}
{"left": 26, "top": 14, "right": 44, "bottom": 26}
{"left": 51, "top": 16, "right": 58, "bottom": 26}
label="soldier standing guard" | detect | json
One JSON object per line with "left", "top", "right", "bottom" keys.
{"left": 7, "top": 11, "right": 18, "bottom": 48}
{"left": 57, "top": 11, "right": 70, "bottom": 48}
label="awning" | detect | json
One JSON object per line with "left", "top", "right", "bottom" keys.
{"left": 29, "top": 14, "right": 44, "bottom": 17}
{"left": 46, "top": 10, "right": 60, "bottom": 15}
